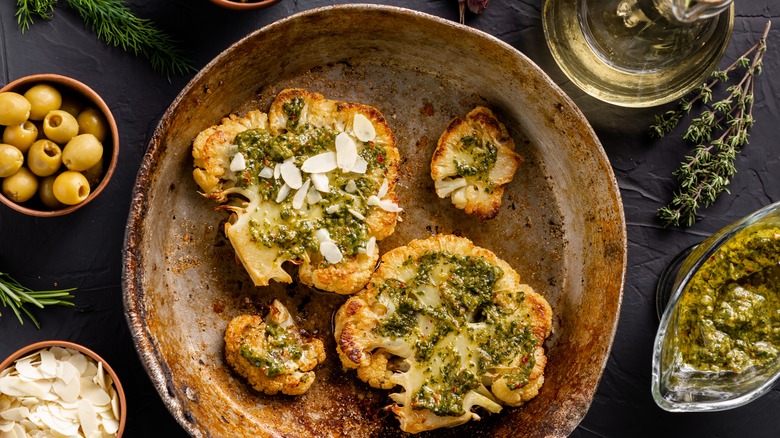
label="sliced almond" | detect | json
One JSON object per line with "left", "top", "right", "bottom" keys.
{"left": 306, "top": 185, "right": 322, "bottom": 204}
{"left": 15, "top": 360, "right": 43, "bottom": 382}
{"left": 377, "top": 178, "right": 389, "bottom": 198}
{"left": 366, "top": 236, "right": 377, "bottom": 255}
{"left": 325, "top": 204, "right": 340, "bottom": 214}
{"left": 378, "top": 199, "right": 403, "bottom": 213}
{"left": 229, "top": 152, "right": 246, "bottom": 172}
{"left": 52, "top": 375, "right": 80, "bottom": 404}
{"left": 345, "top": 180, "right": 358, "bottom": 194}
{"left": 310, "top": 173, "right": 330, "bottom": 192}
{"left": 258, "top": 166, "right": 274, "bottom": 179}
{"left": 319, "top": 241, "right": 343, "bottom": 264}
{"left": 0, "top": 407, "right": 29, "bottom": 422}
{"left": 276, "top": 183, "right": 292, "bottom": 203}
{"left": 38, "top": 351, "right": 56, "bottom": 378}
{"left": 301, "top": 152, "right": 337, "bottom": 173}
{"left": 335, "top": 132, "right": 358, "bottom": 171}
{"left": 350, "top": 156, "right": 368, "bottom": 174}
{"left": 348, "top": 208, "right": 365, "bottom": 221}
{"left": 273, "top": 162, "right": 282, "bottom": 180}
{"left": 292, "top": 179, "right": 311, "bottom": 210}
{"left": 78, "top": 399, "right": 99, "bottom": 437}
{"left": 353, "top": 113, "right": 376, "bottom": 142}
{"left": 314, "top": 228, "right": 331, "bottom": 243}
{"left": 367, "top": 195, "right": 380, "bottom": 206}
{"left": 79, "top": 379, "right": 110, "bottom": 407}
{"left": 280, "top": 158, "right": 302, "bottom": 189}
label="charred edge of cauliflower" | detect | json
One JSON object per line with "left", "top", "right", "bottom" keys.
{"left": 334, "top": 234, "right": 553, "bottom": 433}
{"left": 190, "top": 88, "right": 402, "bottom": 294}
{"left": 430, "top": 106, "right": 523, "bottom": 220}
{"left": 224, "top": 299, "right": 326, "bottom": 396}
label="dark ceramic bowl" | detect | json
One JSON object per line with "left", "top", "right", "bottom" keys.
{"left": 0, "top": 74, "right": 119, "bottom": 217}
{"left": 123, "top": 5, "right": 626, "bottom": 437}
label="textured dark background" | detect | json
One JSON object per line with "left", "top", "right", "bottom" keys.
{"left": 0, "top": 1, "right": 778, "bottom": 437}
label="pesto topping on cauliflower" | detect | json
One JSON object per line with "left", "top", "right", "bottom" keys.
{"left": 191, "top": 88, "right": 402, "bottom": 294}
{"left": 431, "top": 106, "right": 522, "bottom": 220}
{"left": 224, "top": 300, "right": 326, "bottom": 396}
{"left": 334, "top": 234, "right": 553, "bottom": 433}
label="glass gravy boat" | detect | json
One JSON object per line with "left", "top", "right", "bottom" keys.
{"left": 652, "top": 201, "right": 780, "bottom": 411}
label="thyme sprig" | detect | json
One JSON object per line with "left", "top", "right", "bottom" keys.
{"left": 652, "top": 21, "right": 770, "bottom": 227}
{"left": 15, "top": 0, "right": 193, "bottom": 79}
{"left": 0, "top": 272, "right": 75, "bottom": 329}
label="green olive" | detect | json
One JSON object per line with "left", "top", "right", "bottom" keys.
{"left": 81, "top": 157, "right": 104, "bottom": 188}
{"left": 53, "top": 170, "right": 90, "bottom": 205}
{"left": 76, "top": 107, "right": 109, "bottom": 142}
{"left": 0, "top": 92, "right": 32, "bottom": 126}
{"left": 59, "top": 94, "right": 85, "bottom": 118}
{"left": 2, "top": 167, "right": 38, "bottom": 203}
{"left": 2, "top": 121, "right": 38, "bottom": 153}
{"left": 27, "top": 139, "right": 62, "bottom": 177}
{"left": 43, "top": 110, "right": 79, "bottom": 144}
{"left": 38, "top": 175, "right": 65, "bottom": 210}
{"left": 0, "top": 143, "right": 24, "bottom": 178}
{"left": 24, "top": 84, "right": 62, "bottom": 121}
{"left": 62, "top": 133, "right": 103, "bottom": 171}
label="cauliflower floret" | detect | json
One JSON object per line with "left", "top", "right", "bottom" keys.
{"left": 431, "top": 106, "right": 523, "bottom": 220}
{"left": 334, "top": 234, "right": 553, "bottom": 433}
{"left": 192, "top": 88, "right": 401, "bottom": 294}
{"left": 224, "top": 299, "right": 326, "bottom": 396}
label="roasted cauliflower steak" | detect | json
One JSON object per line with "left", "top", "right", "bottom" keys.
{"left": 334, "top": 234, "right": 553, "bottom": 433}
{"left": 192, "top": 88, "right": 402, "bottom": 294}
{"left": 431, "top": 106, "right": 523, "bottom": 220}
{"left": 224, "top": 299, "right": 326, "bottom": 396}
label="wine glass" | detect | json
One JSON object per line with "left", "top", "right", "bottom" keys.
{"left": 542, "top": 0, "right": 734, "bottom": 107}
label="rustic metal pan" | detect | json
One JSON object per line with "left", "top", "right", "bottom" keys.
{"left": 123, "top": 5, "right": 626, "bottom": 437}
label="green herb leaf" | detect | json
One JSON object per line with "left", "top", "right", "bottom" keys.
{"left": 652, "top": 21, "right": 770, "bottom": 227}
{"left": 15, "top": 0, "right": 194, "bottom": 79}
{"left": 0, "top": 272, "right": 76, "bottom": 329}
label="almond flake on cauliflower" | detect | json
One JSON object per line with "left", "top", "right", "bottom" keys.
{"left": 334, "top": 234, "right": 553, "bottom": 433}
{"left": 192, "top": 88, "right": 401, "bottom": 294}
{"left": 431, "top": 106, "right": 522, "bottom": 220}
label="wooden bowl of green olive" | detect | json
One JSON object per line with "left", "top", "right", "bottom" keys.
{"left": 208, "top": 0, "right": 282, "bottom": 11}
{"left": 0, "top": 74, "right": 119, "bottom": 217}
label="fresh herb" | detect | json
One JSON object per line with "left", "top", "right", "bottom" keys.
{"left": 652, "top": 21, "right": 771, "bottom": 227}
{"left": 0, "top": 272, "right": 76, "bottom": 329}
{"left": 15, "top": 0, "right": 193, "bottom": 79}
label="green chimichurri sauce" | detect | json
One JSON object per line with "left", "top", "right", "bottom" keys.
{"left": 678, "top": 226, "right": 780, "bottom": 373}
{"left": 372, "top": 250, "right": 538, "bottom": 416}
{"left": 239, "top": 322, "right": 303, "bottom": 378}
{"left": 453, "top": 133, "right": 498, "bottom": 183}
{"left": 231, "top": 120, "right": 386, "bottom": 261}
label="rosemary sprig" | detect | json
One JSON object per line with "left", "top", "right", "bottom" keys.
{"left": 16, "top": 0, "right": 193, "bottom": 79}
{"left": 652, "top": 21, "right": 770, "bottom": 227}
{"left": 0, "top": 272, "right": 76, "bottom": 329}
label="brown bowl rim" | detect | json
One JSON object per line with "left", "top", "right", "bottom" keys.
{"left": 208, "top": 0, "right": 282, "bottom": 10}
{"left": 0, "top": 340, "right": 127, "bottom": 437}
{"left": 0, "top": 73, "right": 120, "bottom": 217}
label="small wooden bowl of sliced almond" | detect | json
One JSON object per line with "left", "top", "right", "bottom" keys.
{"left": 0, "top": 341, "right": 126, "bottom": 437}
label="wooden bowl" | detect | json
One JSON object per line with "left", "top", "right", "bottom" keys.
{"left": 208, "top": 0, "right": 282, "bottom": 11}
{"left": 123, "top": 5, "right": 626, "bottom": 437}
{"left": 0, "top": 74, "right": 119, "bottom": 217}
{"left": 0, "top": 340, "right": 127, "bottom": 437}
